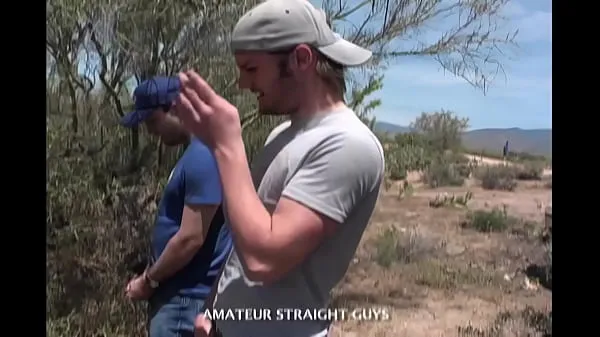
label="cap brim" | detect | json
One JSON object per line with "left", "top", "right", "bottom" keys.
{"left": 119, "top": 109, "right": 153, "bottom": 128}
{"left": 318, "top": 38, "right": 372, "bottom": 67}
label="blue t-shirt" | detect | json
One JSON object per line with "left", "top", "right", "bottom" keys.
{"left": 151, "top": 138, "right": 232, "bottom": 298}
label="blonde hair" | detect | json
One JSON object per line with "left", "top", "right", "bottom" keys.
{"left": 314, "top": 8, "right": 346, "bottom": 98}
{"left": 315, "top": 52, "right": 346, "bottom": 99}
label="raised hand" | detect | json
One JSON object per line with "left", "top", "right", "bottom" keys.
{"left": 174, "top": 70, "right": 242, "bottom": 149}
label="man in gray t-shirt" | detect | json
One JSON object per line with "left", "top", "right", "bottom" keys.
{"left": 171, "top": 0, "right": 385, "bottom": 336}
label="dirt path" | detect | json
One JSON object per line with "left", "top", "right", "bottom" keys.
{"left": 464, "top": 154, "right": 552, "bottom": 177}
{"left": 464, "top": 154, "right": 507, "bottom": 166}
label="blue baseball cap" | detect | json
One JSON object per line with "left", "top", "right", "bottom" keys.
{"left": 120, "top": 76, "right": 181, "bottom": 128}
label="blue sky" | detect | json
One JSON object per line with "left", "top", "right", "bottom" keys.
{"left": 319, "top": 0, "right": 552, "bottom": 130}
{"left": 60, "top": 0, "right": 551, "bottom": 130}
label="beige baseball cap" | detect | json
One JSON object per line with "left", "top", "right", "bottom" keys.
{"left": 231, "top": 0, "right": 372, "bottom": 67}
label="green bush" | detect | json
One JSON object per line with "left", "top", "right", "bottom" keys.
{"left": 458, "top": 306, "right": 552, "bottom": 337}
{"left": 516, "top": 161, "right": 544, "bottom": 180}
{"left": 383, "top": 132, "right": 435, "bottom": 181}
{"left": 454, "top": 163, "right": 472, "bottom": 178}
{"left": 423, "top": 157, "right": 465, "bottom": 188}
{"left": 373, "top": 226, "right": 427, "bottom": 267}
{"left": 461, "top": 206, "right": 517, "bottom": 232}
{"left": 443, "top": 152, "right": 474, "bottom": 178}
{"left": 475, "top": 165, "right": 518, "bottom": 191}
{"left": 545, "top": 176, "right": 552, "bottom": 188}
{"left": 429, "top": 191, "right": 473, "bottom": 208}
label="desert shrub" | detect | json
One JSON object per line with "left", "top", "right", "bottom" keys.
{"left": 429, "top": 191, "right": 473, "bottom": 208}
{"left": 373, "top": 226, "right": 429, "bottom": 267}
{"left": 526, "top": 206, "right": 552, "bottom": 291}
{"left": 444, "top": 152, "right": 475, "bottom": 178}
{"left": 544, "top": 208, "right": 552, "bottom": 289}
{"left": 544, "top": 240, "right": 552, "bottom": 289}
{"left": 47, "top": 114, "right": 166, "bottom": 334}
{"left": 544, "top": 176, "right": 552, "bottom": 189}
{"left": 423, "top": 158, "right": 465, "bottom": 188}
{"left": 385, "top": 146, "right": 429, "bottom": 180}
{"left": 383, "top": 112, "right": 476, "bottom": 183}
{"left": 458, "top": 306, "right": 552, "bottom": 337}
{"left": 397, "top": 180, "right": 414, "bottom": 200}
{"left": 509, "top": 151, "right": 550, "bottom": 164}
{"left": 461, "top": 206, "right": 518, "bottom": 232}
{"left": 475, "top": 165, "right": 518, "bottom": 191}
{"left": 472, "top": 149, "right": 550, "bottom": 165}
{"left": 516, "top": 161, "right": 544, "bottom": 180}
{"left": 454, "top": 163, "right": 472, "bottom": 178}
{"left": 443, "top": 151, "right": 469, "bottom": 164}
{"left": 384, "top": 132, "right": 434, "bottom": 180}
{"left": 47, "top": 162, "right": 158, "bottom": 335}
{"left": 414, "top": 260, "right": 499, "bottom": 289}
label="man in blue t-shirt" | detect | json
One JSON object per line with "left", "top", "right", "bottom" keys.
{"left": 120, "top": 77, "right": 232, "bottom": 337}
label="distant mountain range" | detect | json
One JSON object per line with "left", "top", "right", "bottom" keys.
{"left": 374, "top": 121, "right": 552, "bottom": 157}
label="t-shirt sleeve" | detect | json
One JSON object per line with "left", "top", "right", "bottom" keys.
{"left": 182, "top": 142, "right": 222, "bottom": 206}
{"left": 281, "top": 133, "right": 384, "bottom": 224}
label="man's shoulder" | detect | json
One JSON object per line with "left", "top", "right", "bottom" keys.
{"left": 187, "top": 137, "right": 212, "bottom": 152}
{"left": 179, "top": 138, "right": 218, "bottom": 174}
{"left": 181, "top": 138, "right": 213, "bottom": 160}
{"left": 313, "top": 113, "right": 383, "bottom": 162}
{"left": 301, "top": 112, "right": 385, "bottom": 188}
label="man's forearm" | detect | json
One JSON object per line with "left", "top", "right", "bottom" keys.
{"left": 147, "top": 235, "right": 203, "bottom": 282}
{"left": 214, "top": 140, "right": 273, "bottom": 261}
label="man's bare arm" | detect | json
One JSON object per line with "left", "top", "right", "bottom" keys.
{"left": 147, "top": 204, "right": 218, "bottom": 282}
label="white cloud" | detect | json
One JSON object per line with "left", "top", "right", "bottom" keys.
{"left": 502, "top": 0, "right": 552, "bottom": 43}
{"left": 502, "top": 0, "right": 528, "bottom": 17}
{"left": 514, "top": 11, "right": 552, "bottom": 43}
{"left": 497, "top": 1, "right": 552, "bottom": 44}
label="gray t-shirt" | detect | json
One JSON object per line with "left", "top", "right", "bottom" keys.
{"left": 213, "top": 107, "right": 385, "bottom": 337}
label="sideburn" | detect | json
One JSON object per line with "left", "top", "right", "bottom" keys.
{"left": 270, "top": 50, "right": 300, "bottom": 115}
{"left": 277, "top": 56, "right": 293, "bottom": 78}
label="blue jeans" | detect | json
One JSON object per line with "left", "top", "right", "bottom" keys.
{"left": 148, "top": 292, "right": 205, "bottom": 337}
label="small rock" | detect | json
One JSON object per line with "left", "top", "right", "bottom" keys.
{"left": 445, "top": 243, "right": 466, "bottom": 256}
{"left": 523, "top": 276, "right": 539, "bottom": 291}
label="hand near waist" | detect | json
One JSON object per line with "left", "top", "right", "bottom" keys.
{"left": 195, "top": 313, "right": 215, "bottom": 337}
{"left": 124, "top": 271, "right": 155, "bottom": 301}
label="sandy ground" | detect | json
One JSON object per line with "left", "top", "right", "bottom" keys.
{"left": 329, "top": 159, "right": 552, "bottom": 337}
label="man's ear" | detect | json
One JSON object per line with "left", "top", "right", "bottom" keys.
{"left": 293, "top": 44, "right": 316, "bottom": 72}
